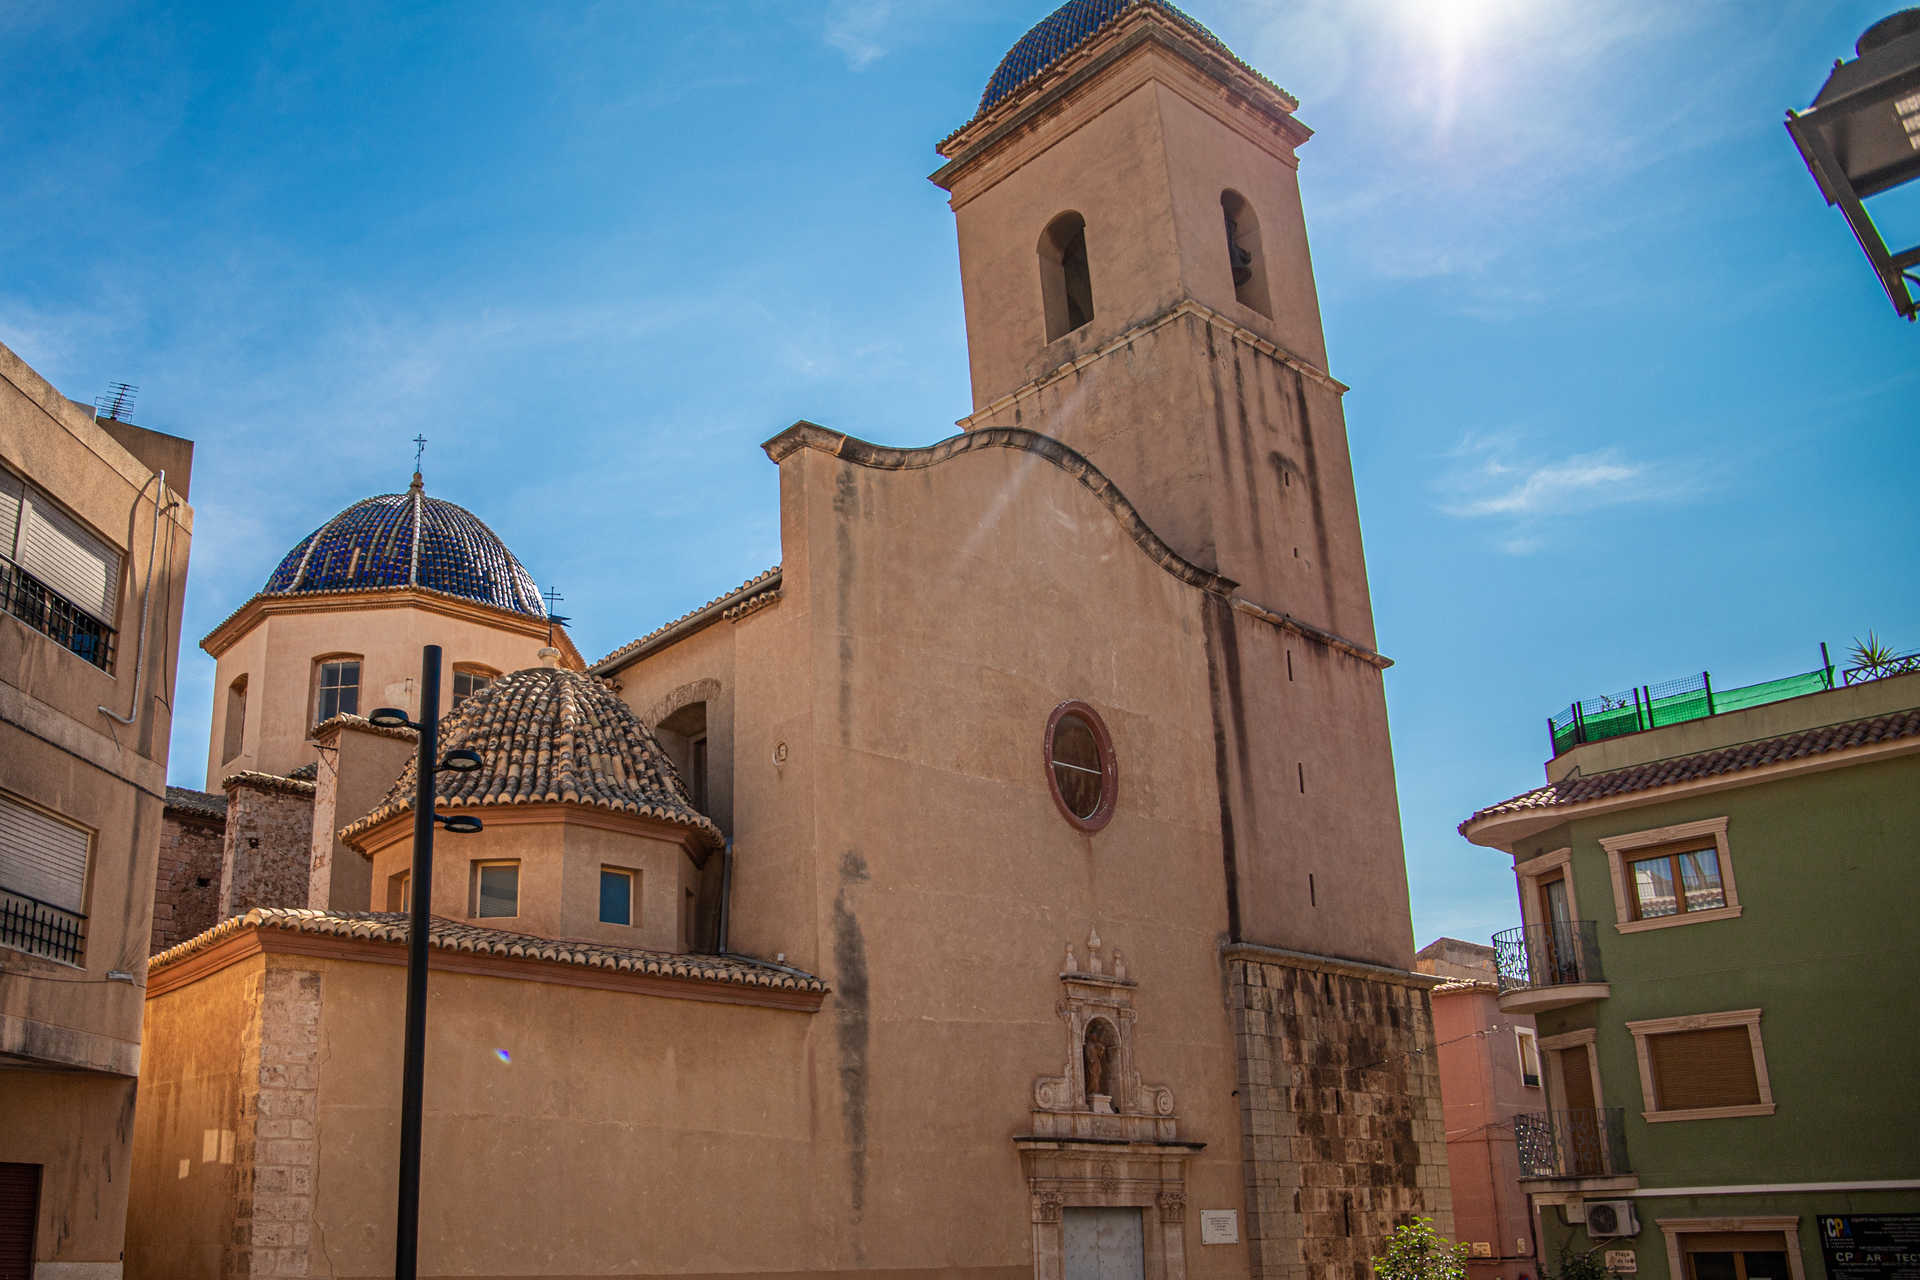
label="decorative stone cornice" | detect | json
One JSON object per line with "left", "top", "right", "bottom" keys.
{"left": 764, "top": 421, "right": 1237, "bottom": 597}
{"left": 200, "top": 586, "right": 585, "bottom": 669}
{"left": 1221, "top": 941, "right": 1441, "bottom": 991}
{"left": 221, "top": 770, "right": 318, "bottom": 800}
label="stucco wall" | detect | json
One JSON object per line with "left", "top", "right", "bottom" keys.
{"left": 1429, "top": 985, "right": 1538, "bottom": 1280}
{"left": 204, "top": 600, "right": 571, "bottom": 786}
{"left": 1, "top": 337, "right": 194, "bottom": 1277}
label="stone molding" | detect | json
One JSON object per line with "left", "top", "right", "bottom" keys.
{"left": 200, "top": 585, "right": 585, "bottom": 668}
{"left": 0, "top": 1010, "right": 140, "bottom": 1077}
{"left": 642, "top": 677, "right": 724, "bottom": 733}
{"left": 1221, "top": 940, "right": 1441, "bottom": 990}
{"left": 1029, "top": 929, "right": 1178, "bottom": 1142}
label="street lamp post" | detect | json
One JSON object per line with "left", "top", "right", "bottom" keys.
{"left": 368, "top": 644, "right": 484, "bottom": 1280}
{"left": 1787, "top": 9, "right": 1920, "bottom": 320}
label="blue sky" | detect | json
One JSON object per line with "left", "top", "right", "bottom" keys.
{"left": 5, "top": 0, "right": 1916, "bottom": 950}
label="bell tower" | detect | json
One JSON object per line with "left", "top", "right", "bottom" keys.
{"left": 932, "top": 0, "right": 1371, "bottom": 644}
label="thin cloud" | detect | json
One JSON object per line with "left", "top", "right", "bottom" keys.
{"left": 1435, "top": 435, "right": 1699, "bottom": 554}
{"left": 825, "top": 0, "right": 894, "bottom": 70}
{"left": 1446, "top": 452, "right": 1644, "bottom": 518}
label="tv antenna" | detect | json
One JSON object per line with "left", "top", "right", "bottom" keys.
{"left": 94, "top": 383, "right": 139, "bottom": 422}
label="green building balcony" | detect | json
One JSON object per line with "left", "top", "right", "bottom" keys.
{"left": 1514, "top": 1108, "right": 1632, "bottom": 1182}
{"left": 1492, "top": 921, "right": 1609, "bottom": 1012}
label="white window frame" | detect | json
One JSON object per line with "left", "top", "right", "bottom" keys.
{"left": 599, "top": 866, "right": 637, "bottom": 927}
{"left": 470, "top": 860, "right": 519, "bottom": 919}
{"left": 1516, "top": 1026, "right": 1543, "bottom": 1089}
{"left": 1626, "top": 1008, "right": 1775, "bottom": 1122}
{"left": 1600, "top": 817, "right": 1742, "bottom": 933}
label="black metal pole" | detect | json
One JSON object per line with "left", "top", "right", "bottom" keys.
{"left": 395, "top": 644, "right": 440, "bottom": 1280}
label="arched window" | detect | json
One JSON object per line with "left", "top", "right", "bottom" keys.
{"left": 1038, "top": 212, "right": 1095, "bottom": 341}
{"left": 1220, "top": 190, "right": 1270, "bottom": 316}
{"left": 657, "top": 701, "right": 710, "bottom": 815}
{"left": 221, "top": 674, "right": 248, "bottom": 763}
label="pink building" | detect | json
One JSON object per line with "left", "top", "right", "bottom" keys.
{"left": 1417, "top": 939, "right": 1542, "bottom": 1280}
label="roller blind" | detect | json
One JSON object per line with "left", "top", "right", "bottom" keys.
{"left": 16, "top": 491, "right": 119, "bottom": 623}
{"left": 0, "top": 468, "right": 21, "bottom": 562}
{"left": 1649, "top": 1026, "right": 1761, "bottom": 1110}
{"left": 0, "top": 794, "right": 90, "bottom": 913}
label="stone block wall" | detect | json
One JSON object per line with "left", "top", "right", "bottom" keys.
{"left": 221, "top": 964, "right": 322, "bottom": 1279}
{"left": 154, "top": 809, "right": 227, "bottom": 953}
{"left": 220, "top": 777, "right": 317, "bottom": 919}
{"left": 1227, "top": 946, "right": 1452, "bottom": 1280}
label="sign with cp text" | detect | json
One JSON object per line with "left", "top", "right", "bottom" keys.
{"left": 1605, "top": 1251, "right": 1638, "bottom": 1273}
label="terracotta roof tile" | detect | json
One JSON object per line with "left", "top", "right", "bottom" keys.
{"left": 221, "top": 770, "right": 318, "bottom": 799}
{"left": 1461, "top": 707, "right": 1920, "bottom": 834}
{"left": 339, "top": 664, "right": 722, "bottom": 848}
{"left": 593, "top": 567, "right": 779, "bottom": 671}
{"left": 164, "top": 786, "right": 228, "bottom": 820}
{"left": 147, "top": 908, "right": 828, "bottom": 994}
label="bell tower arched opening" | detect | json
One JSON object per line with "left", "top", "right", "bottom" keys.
{"left": 1038, "top": 212, "right": 1094, "bottom": 342}
{"left": 1221, "top": 189, "right": 1270, "bottom": 316}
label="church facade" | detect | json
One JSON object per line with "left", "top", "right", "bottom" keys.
{"left": 127, "top": 5, "right": 1450, "bottom": 1279}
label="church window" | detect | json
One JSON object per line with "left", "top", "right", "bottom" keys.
{"left": 387, "top": 871, "right": 409, "bottom": 913}
{"left": 658, "top": 702, "right": 710, "bottom": 815}
{"left": 222, "top": 675, "right": 248, "bottom": 763}
{"left": 1039, "top": 212, "right": 1095, "bottom": 341}
{"left": 312, "top": 657, "right": 361, "bottom": 725}
{"left": 1045, "top": 701, "right": 1117, "bottom": 832}
{"left": 471, "top": 861, "right": 519, "bottom": 918}
{"left": 451, "top": 665, "right": 497, "bottom": 706}
{"left": 599, "top": 867, "right": 636, "bottom": 926}
{"left": 1220, "top": 190, "right": 1271, "bottom": 316}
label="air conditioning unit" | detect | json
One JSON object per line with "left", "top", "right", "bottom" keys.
{"left": 1583, "top": 1201, "right": 1640, "bottom": 1238}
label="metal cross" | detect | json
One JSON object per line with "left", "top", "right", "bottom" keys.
{"left": 412, "top": 435, "right": 428, "bottom": 471}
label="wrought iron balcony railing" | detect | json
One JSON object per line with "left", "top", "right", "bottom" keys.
{"left": 1514, "top": 1108, "right": 1630, "bottom": 1180}
{"left": 1492, "top": 921, "right": 1605, "bottom": 992}
{"left": 0, "top": 885, "right": 87, "bottom": 966}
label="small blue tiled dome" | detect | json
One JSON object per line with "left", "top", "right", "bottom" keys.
{"left": 977, "top": 0, "right": 1229, "bottom": 116}
{"left": 263, "top": 475, "right": 546, "bottom": 617}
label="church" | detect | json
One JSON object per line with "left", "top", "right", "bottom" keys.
{"left": 127, "top": 4, "right": 1451, "bottom": 1279}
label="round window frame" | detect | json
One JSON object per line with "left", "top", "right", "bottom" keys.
{"left": 1044, "top": 700, "right": 1118, "bottom": 833}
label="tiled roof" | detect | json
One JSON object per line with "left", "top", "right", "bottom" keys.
{"left": 221, "top": 770, "right": 318, "bottom": 798}
{"left": 339, "top": 664, "right": 722, "bottom": 848}
{"left": 287, "top": 761, "right": 319, "bottom": 782}
{"left": 969, "top": 0, "right": 1297, "bottom": 123}
{"left": 164, "top": 786, "right": 228, "bottom": 820}
{"left": 312, "top": 712, "right": 418, "bottom": 744}
{"left": 147, "top": 908, "right": 828, "bottom": 994}
{"left": 592, "top": 566, "right": 780, "bottom": 671}
{"left": 1461, "top": 708, "right": 1920, "bottom": 835}
{"left": 261, "top": 472, "right": 546, "bottom": 617}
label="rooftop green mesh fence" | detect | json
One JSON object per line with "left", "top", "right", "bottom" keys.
{"left": 1548, "top": 660, "right": 1834, "bottom": 756}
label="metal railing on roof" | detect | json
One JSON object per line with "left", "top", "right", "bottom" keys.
{"left": 1548, "top": 648, "right": 1837, "bottom": 756}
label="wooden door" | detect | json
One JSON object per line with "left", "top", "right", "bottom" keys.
{"left": 1556, "top": 1046, "right": 1602, "bottom": 1175}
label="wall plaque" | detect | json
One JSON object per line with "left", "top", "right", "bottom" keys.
{"left": 1200, "top": 1210, "right": 1239, "bottom": 1245}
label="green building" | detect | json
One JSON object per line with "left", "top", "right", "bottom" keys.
{"left": 1459, "top": 659, "right": 1920, "bottom": 1280}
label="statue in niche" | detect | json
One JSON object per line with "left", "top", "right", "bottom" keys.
{"left": 1083, "top": 1017, "right": 1120, "bottom": 1113}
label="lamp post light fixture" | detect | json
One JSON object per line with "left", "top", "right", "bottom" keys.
{"left": 1787, "top": 9, "right": 1920, "bottom": 320}
{"left": 367, "top": 643, "right": 486, "bottom": 1280}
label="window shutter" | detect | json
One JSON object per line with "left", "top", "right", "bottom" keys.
{"left": 0, "top": 1162, "right": 41, "bottom": 1280}
{"left": 0, "top": 796, "right": 91, "bottom": 913}
{"left": 1649, "top": 1026, "right": 1761, "bottom": 1110}
{"left": 15, "top": 492, "right": 119, "bottom": 623}
{"left": 0, "top": 469, "right": 22, "bottom": 562}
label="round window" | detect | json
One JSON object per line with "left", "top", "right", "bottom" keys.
{"left": 1045, "top": 701, "right": 1117, "bottom": 832}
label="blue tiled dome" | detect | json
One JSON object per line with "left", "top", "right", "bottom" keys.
{"left": 977, "top": 0, "right": 1229, "bottom": 116}
{"left": 263, "top": 475, "right": 546, "bottom": 617}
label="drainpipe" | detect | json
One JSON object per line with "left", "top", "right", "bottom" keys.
{"left": 715, "top": 838, "right": 734, "bottom": 955}
{"left": 99, "top": 471, "right": 174, "bottom": 727}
